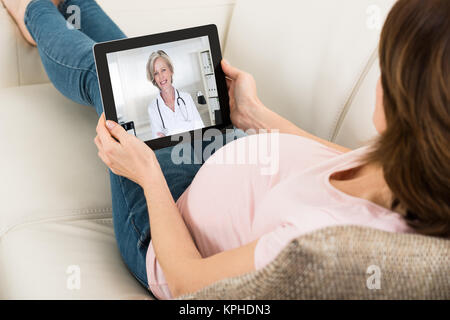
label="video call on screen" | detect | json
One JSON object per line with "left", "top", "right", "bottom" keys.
{"left": 106, "top": 36, "right": 221, "bottom": 141}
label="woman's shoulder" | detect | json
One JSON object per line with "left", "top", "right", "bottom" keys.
{"left": 178, "top": 90, "right": 193, "bottom": 100}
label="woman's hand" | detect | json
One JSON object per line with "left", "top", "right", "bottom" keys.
{"left": 221, "top": 59, "right": 265, "bottom": 131}
{"left": 94, "top": 113, "right": 159, "bottom": 187}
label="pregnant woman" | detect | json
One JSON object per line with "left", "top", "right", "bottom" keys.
{"left": 3, "top": 0, "right": 449, "bottom": 299}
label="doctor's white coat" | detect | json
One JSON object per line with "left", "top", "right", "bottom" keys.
{"left": 147, "top": 89, "right": 205, "bottom": 139}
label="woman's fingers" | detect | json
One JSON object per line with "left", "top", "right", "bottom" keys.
{"left": 97, "top": 150, "right": 107, "bottom": 164}
{"left": 97, "top": 150, "right": 116, "bottom": 173}
{"left": 221, "top": 59, "right": 240, "bottom": 79}
{"left": 106, "top": 120, "right": 129, "bottom": 143}
{"left": 94, "top": 135, "right": 112, "bottom": 166}
{"left": 226, "top": 77, "right": 232, "bottom": 90}
{"left": 94, "top": 135, "right": 102, "bottom": 149}
{"left": 96, "top": 113, "right": 106, "bottom": 134}
{"left": 96, "top": 113, "right": 119, "bottom": 150}
{"left": 94, "top": 135, "right": 108, "bottom": 163}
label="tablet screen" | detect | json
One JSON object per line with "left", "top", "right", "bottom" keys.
{"left": 94, "top": 25, "right": 230, "bottom": 149}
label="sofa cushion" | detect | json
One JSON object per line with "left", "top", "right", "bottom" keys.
{"left": 0, "top": 84, "right": 111, "bottom": 237}
{"left": 224, "top": 0, "right": 395, "bottom": 149}
{"left": 0, "top": 218, "right": 152, "bottom": 299}
{"left": 180, "top": 225, "right": 450, "bottom": 299}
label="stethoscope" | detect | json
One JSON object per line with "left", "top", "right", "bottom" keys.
{"left": 156, "top": 89, "right": 190, "bottom": 130}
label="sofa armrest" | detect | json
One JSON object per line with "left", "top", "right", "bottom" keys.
{"left": 179, "top": 225, "right": 450, "bottom": 299}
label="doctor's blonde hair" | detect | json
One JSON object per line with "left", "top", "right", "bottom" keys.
{"left": 146, "top": 50, "right": 174, "bottom": 88}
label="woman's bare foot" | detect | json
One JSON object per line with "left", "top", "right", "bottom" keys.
{"left": 2, "top": 0, "right": 62, "bottom": 46}
{"left": 2, "top": 0, "right": 35, "bottom": 46}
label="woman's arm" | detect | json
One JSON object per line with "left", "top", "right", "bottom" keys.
{"left": 250, "top": 104, "right": 351, "bottom": 153}
{"left": 221, "top": 60, "right": 351, "bottom": 153}
{"left": 94, "top": 113, "right": 256, "bottom": 298}
{"left": 141, "top": 170, "right": 256, "bottom": 297}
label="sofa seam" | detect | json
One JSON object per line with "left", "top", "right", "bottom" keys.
{"left": 0, "top": 207, "right": 113, "bottom": 238}
{"left": 222, "top": 2, "right": 237, "bottom": 52}
{"left": 329, "top": 47, "right": 378, "bottom": 142}
{"left": 14, "top": 23, "right": 22, "bottom": 86}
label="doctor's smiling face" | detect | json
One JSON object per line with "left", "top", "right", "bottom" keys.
{"left": 153, "top": 57, "right": 173, "bottom": 91}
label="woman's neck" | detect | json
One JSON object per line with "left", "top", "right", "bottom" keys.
{"left": 161, "top": 86, "right": 175, "bottom": 107}
{"left": 329, "top": 163, "right": 405, "bottom": 215}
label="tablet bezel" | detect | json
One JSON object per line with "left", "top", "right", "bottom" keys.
{"left": 93, "top": 24, "right": 232, "bottom": 150}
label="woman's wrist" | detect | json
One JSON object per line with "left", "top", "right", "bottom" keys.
{"left": 233, "top": 97, "right": 264, "bottom": 132}
{"left": 138, "top": 154, "right": 164, "bottom": 190}
{"left": 243, "top": 99, "right": 270, "bottom": 133}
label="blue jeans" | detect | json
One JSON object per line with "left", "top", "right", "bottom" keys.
{"left": 25, "top": 0, "right": 246, "bottom": 291}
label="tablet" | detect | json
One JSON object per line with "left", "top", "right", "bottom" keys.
{"left": 93, "top": 24, "right": 231, "bottom": 150}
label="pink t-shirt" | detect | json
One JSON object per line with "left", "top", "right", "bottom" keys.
{"left": 146, "top": 133, "right": 411, "bottom": 299}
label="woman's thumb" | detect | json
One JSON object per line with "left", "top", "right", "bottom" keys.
{"left": 222, "top": 59, "right": 240, "bottom": 79}
{"left": 106, "top": 120, "right": 128, "bottom": 142}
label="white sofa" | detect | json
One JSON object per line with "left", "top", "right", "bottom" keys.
{"left": 0, "top": 0, "right": 396, "bottom": 299}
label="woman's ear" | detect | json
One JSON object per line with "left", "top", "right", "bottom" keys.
{"left": 373, "top": 77, "right": 387, "bottom": 134}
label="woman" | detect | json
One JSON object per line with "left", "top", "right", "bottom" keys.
{"left": 146, "top": 50, "right": 204, "bottom": 139}
{"left": 4, "top": 0, "right": 448, "bottom": 300}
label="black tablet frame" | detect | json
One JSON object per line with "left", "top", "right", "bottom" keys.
{"left": 93, "top": 24, "right": 232, "bottom": 150}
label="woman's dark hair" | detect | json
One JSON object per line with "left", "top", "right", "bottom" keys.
{"left": 362, "top": 0, "right": 450, "bottom": 237}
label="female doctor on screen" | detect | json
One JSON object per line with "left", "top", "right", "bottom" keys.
{"left": 146, "top": 50, "right": 204, "bottom": 139}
